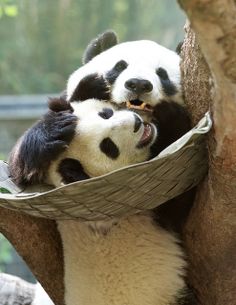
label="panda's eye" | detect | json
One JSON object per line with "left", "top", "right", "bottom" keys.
{"left": 114, "top": 60, "right": 128, "bottom": 72}
{"left": 98, "top": 108, "right": 114, "bottom": 119}
{"left": 156, "top": 67, "right": 169, "bottom": 80}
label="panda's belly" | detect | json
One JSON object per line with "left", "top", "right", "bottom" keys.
{"left": 57, "top": 214, "right": 186, "bottom": 305}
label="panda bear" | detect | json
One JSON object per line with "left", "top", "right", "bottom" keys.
{"left": 47, "top": 98, "right": 158, "bottom": 186}
{"left": 65, "top": 30, "right": 195, "bottom": 235}
{"left": 66, "top": 30, "right": 184, "bottom": 115}
{"left": 8, "top": 96, "right": 195, "bottom": 305}
{"left": 8, "top": 32, "right": 196, "bottom": 305}
{"left": 9, "top": 31, "right": 189, "bottom": 187}
{"left": 9, "top": 96, "right": 190, "bottom": 187}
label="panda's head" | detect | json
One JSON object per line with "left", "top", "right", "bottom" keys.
{"left": 48, "top": 99, "right": 157, "bottom": 187}
{"left": 66, "top": 31, "right": 183, "bottom": 112}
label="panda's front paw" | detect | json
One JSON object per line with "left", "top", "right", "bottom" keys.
{"left": 69, "top": 73, "right": 111, "bottom": 102}
{"left": 44, "top": 110, "right": 78, "bottom": 148}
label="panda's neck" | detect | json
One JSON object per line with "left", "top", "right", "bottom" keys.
{"left": 57, "top": 213, "right": 186, "bottom": 305}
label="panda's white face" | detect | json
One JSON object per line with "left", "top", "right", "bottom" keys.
{"left": 67, "top": 40, "right": 183, "bottom": 108}
{"left": 48, "top": 99, "right": 157, "bottom": 186}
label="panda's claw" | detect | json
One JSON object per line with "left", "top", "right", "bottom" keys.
{"left": 59, "top": 124, "right": 77, "bottom": 142}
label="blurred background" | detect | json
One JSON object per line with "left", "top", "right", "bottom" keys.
{"left": 0, "top": 0, "right": 186, "bottom": 283}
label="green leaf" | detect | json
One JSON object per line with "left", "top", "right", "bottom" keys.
{"left": 0, "top": 187, "right": 11, "bottom": 194}
{"left": 4, "top": 5, "right": 18, "bottom": 17}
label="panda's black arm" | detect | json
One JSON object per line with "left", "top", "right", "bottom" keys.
{"left": 69, "top": 73, "right": 110, "bottom": 102}
{"left": 150, "top": 101, "right": 191, "bottom": 158}
{"left": 8, "top": 110, "right": 78, "bottom": 186}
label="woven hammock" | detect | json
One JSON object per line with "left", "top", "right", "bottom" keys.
{"left": 0, "top": 112, "right": 212, "bottom": 221}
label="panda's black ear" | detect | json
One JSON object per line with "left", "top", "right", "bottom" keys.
{"left": 82, "top": 30, "right": 118, "bottom": 64}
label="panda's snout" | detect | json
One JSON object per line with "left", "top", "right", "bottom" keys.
{"left": 133, "top": 114, "right": 142, "bottom": 133}
{"left": 125, "top": 78, "right": 153, "bottom": 95}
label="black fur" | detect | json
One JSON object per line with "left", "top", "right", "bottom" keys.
{"left": 9, "top": 104, "right": 77, "bottom": 186}
{"left": 176, "top": 41, "right": 183, "bottom": 55}
{"left": 174, "top": 285, "right": 198, "bottom": 305}
{"left": 156, "top": 67, "right": 178, "bottom": 96}
{"left": 69, "top": 73, "right": 110, "bottom": 102}
{"left": 153, "top": 188, "right": 196, "bottom": 234}
{"left": 48, "top": 96, "right": 73, "bottom": 112}
{"left": 100, "top": 138, "right": 120, "bottom": 159}
{"left": 134, "top": 114, "right": 142, "bottom": 133}
{"left": 58, "top": 158, "right": 90, "bottom": 184}
{"left": 83, "top": 30, "right": 118, "bottom": 64}
{"left": 149, "top": 101, "right": 193, "bottom": 235}
{"left": 106, "top": 60, "right": 128, "bottom": 84}
{"left": 150, "top": 101, "right": 191, "bottom": 158}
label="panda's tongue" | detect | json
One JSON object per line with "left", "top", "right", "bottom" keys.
{"left": 138, "top": 123, "right": 153, "bottom": 147}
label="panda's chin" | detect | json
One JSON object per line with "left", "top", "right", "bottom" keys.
{"left": 137, "top": 123, "right": 156, "bottom": 148}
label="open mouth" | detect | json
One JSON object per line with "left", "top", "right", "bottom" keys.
{"left": 137, "top": 123, "right": 155, "bottom": 148}
{"left": 126, "top": 100, "right": 153, "bottom": 112}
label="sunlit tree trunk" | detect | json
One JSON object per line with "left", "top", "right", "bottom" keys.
{"left": 178, "top": 1, "right": 236, "bottom": 304}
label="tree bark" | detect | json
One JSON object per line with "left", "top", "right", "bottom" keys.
{"left": 178, "top": 1, "right": 236, "bottom": 304}
{"left": 0, "top": 208, "right": 64, "bottom": 305}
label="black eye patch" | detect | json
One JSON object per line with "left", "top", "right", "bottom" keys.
{"left": 98, "top": 108, "right": 114, "bottom": 119}
{"left": 156, "top": 67, "right": 178, "bottom": 96}
{"left": 100, "top": 137, "right": 120, "bottom": 159}
{"left": 106, "top": 60, "right": 128, "bottom": 84}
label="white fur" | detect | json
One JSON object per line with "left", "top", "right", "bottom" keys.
{"left": 67, "top": 40, "right": 183, "bottom": 105}
{"left": 58, "top": 214, "right": 186, "bottom": 305}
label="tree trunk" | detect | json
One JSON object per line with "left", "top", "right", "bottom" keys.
{"left": 0, "top": 208, "right": 64, "bottom": 305}
{"left": 178, "top": 1, "right": 236, "bottom": 304}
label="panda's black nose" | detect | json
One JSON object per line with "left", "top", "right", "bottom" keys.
{"left": 125, "top": 78, "right": 153, "bottom": 94}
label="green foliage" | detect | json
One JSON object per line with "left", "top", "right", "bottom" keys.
{"left": 0, "top": 153, "right": 6, "bottom": 160}
{"left": 0, "top": 234, "right": 12, "bottom": 272}
{"left": 0, "top": 0, "right": 18, "bottom": 18}
{"left": 0, "top": 0, "right": 185, "bottom": 95}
